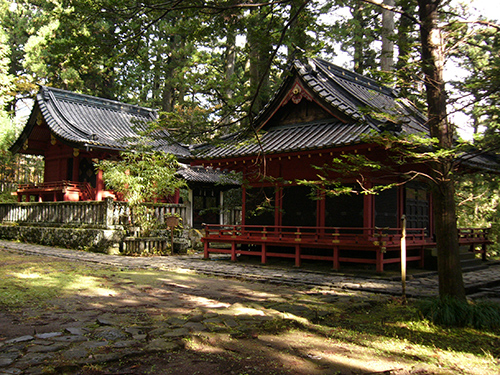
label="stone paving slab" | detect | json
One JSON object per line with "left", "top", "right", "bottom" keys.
{"left": 1, "top": 239, "right": 500, "bottom": 299}
{"left": 1, "top": 239, "right": 500, "bottom": 374}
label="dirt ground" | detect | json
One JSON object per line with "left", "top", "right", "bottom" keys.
{"left": 1, "top": 250, "right": 497, "bottom": 375}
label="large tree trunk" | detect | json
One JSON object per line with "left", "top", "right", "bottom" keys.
{"left": 381, "top": 0, "right": 395, "bottom": 72}
{"left": 225, "top": 21, "right": 236, "bottom": 102}
{"left": 352, "top": 4, "right": 366, "bottom": 74}
{"left": 417, "top": 0, "right": 466, "bottom": 301}
{"left": 247, "top": 6, "right": 271, "bottom": 115}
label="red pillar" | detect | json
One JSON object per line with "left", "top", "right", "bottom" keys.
{"left": 203, "top": 240, "right": 209, "bottom": 259}
{"left": 295, "top": 244, "right": 301, "bottom": 267}
{"left": 261, "top": 243, "right": 267, "bottom": 264}
{"left": 333, "top": 245, "right": 339, "bottom": 270}
{"left": 96, "top": 169, "right": 104, "bottom": 201}
{"left": 231, "top": 241, "right": 237, "bottom": 262}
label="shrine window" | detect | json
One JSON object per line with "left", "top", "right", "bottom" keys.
{"left": 193, "top": 187, "right": 220, "bottom": 228}
{"left": 325, "top": 188, "right": 363, "bottom": 228}
{"left": 375, "top": 187, "right": 398, "bottom": 228}
{"left": 245, "top": 187, "right": 275, "bottom": 226}
{"left": 281, "top": 185, "right": 316, "bottom": 227}
{"left": 405, "top": 183, "right": 430, "bottom": 230}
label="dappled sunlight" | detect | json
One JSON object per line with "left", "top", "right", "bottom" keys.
{"left": 224, "top": 285, "right": 286, "bottom": 301}
{"left": 11, "top": 271, "right": 116, "bottom": 297}
{"left": 182, "top": 294, "right": 231, "bottom": 309}
{"left": 2, "top": 249, "right": 499, "bottom": 374}
{"left": 14, "top": 271, "right": 42, "bottom": 279}
{"left": 226, "top": 304, "right": 266, "bottom": 317}
{"left": 65, "top": 275, "right": 117, "bottom": 296}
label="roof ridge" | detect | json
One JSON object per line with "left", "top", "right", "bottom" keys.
{"left": 311, "top": 58, "right": 396, "bottom": 97}
{"left": 40, "top": 86, "right": 157, "bottom": 119}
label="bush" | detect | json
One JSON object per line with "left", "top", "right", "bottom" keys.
{"left": 419, "top": 297, "right": 500, "bottom": 330}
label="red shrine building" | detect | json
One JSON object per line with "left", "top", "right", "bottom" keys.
{"left": 9, "top": 58, "right": 492, "bottom": 270}
{"left": 9, "top": 86, "right": 191, "bottom": 202}
{"left": 9, "top": 86, "right": 236, "bottom": 228}
{"left": 192, "top": 58, "right": 491, "bottom": 271}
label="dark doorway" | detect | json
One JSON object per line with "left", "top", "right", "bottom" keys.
{"left": 281, "top": 185, "right": 316, "bottom": 227}
{"left": 193, "top": 187, "right": 220, "bottom": 228}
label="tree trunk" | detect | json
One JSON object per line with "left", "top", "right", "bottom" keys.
{"left": 247, "top": 6, "right": 271, "bottom": 114}
{"left": 352, "top": 4, "right": 365, "bottom": 74}
{"left": 381, "top": 0, "right": 395, "bottom": 72}
{"left": 225, "top": 21, "right": 236, "bottom": 102}
{"left": 417, "top": 0, "right": 466, "bottom": 301}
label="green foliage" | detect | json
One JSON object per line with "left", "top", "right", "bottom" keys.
{"left": 96, "top": 149, "right": 186, "bottom": 234}
{"left": 297, "top": 152, "right": 397, "bottom": 199}
{"left": 418, "top": 296, "right": 500, "bottom": 330}
{"left": 456, "top": 173, "right": 500, "bottom": 259}
{"left": 449, "top": 13, "right": 500, "bottom": 145}
{"left": 97, "top": 150, "right": 185, "bottom": 206}
{"left": 0, "top": 190, "right": 15, "bottom": 202}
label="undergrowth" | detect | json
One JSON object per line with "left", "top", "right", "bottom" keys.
{"left": 418, "top": 296, "right": 500, "bottom": 330}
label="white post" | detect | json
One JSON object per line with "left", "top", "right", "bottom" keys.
{"left": 401, "top": 214, "right": 407, "bottom": 300}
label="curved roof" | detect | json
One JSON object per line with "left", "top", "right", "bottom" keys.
{"left": 288, "top": 58, "right": 428, "bottom": 134}
{"left": 194, "top": 119, "right": 375, "bottom": 160}
{"left": 11, "top": 86, "right": 190, "bottom": 158}
{"left": 195, "top": 57, "right": 429, "bottom": 160}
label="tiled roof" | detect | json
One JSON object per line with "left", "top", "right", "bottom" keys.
{"left": 20, "top": 86, "right": 190, "bottom": 157}
{"left": 294, "top": 58, "right": 428, "bottom": 134}
{"left": 177, "top": 166, "right": 239, "bottom": 185}
{"left": 195, "top": 58, "right": 428, "bottom": 160}
{"left": 194, "top": 120, "right": 374, "bottom": 159}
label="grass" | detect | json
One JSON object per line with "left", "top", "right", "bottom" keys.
{"left": 1, "top": 250, "right": 499, "bottom": 374}
{"left": 0, "top": 252, "right": 118, "bottom": 309}
{"left": 419, "top": 296, "right": 500, "bottom": 330}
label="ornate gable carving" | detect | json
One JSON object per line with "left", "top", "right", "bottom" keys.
{"left": 281, "top": 81, "right": 314, "bottom": 107}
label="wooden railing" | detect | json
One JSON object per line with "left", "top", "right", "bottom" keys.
{"left": 204, "top": 225, "right": 490, "bottom": 246}
{"left": 203, "top": 224, "right": 430, "bottom": 247}
{"left": 202, "top": 224, "right": 491, "bottom": 272}
{"left": 0, "top": 198, "right": 188, "bottom": 229}
{"left": 16, "top": 180, "right": 96, "bottom": 201}
{"left": 458, "top": 227, "right": 491, "bottom": 244}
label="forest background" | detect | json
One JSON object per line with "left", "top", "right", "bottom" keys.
{"left": 1, "top": 1, "right": 500, "bottom": 268}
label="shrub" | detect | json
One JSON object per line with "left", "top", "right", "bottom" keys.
{"left": 418, "top": 296, "right": 500, "bottom": 330}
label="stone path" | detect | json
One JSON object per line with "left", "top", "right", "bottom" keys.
{"left": 2, "top": 240, "right": 500, "bottom": 298}
{"left": 1, "top": 240, "right": 500, "bottom": 374}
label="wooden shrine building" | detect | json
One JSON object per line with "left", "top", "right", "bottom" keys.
{"left": 9, "top": 86, "right": 237, "bottom": 227}
{"left": 193, "top": 58, "right": 491, "bottom": 271}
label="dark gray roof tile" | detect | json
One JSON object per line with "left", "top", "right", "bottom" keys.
{"left": 35, "top": 86, "right": 190, "bottom": 157}
{"left": 177, "top": 166, "right": 239, "bottom": 185}
{"left": 196, "top": 120, "right": 372, "bottom": 159}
